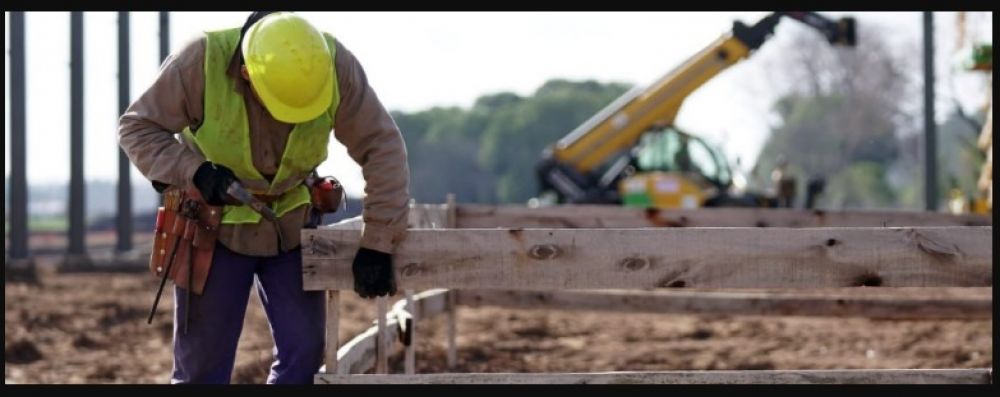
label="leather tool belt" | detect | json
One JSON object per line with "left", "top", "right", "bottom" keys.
{"left": 148, "top": 186, "right": 222, "bottom": 295}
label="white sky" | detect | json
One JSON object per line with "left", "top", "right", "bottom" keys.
{"left": 4, "top": 11, "right": 993, "bottom": 198}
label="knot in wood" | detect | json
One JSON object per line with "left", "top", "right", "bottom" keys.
{"left": 400, "top": 263, "right": 424, "bottom": 278}
{"left": 620, "top": 257, "right": 650, "bottom": 272}
{"left": 528, "top": 244, "right": 561, "bottom": 260}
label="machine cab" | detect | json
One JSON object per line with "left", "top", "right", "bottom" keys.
{"left": 619, "top": 127, "right": 732, "bottom": 208}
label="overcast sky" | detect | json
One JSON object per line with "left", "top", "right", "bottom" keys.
{"left": 4, "top": 11, "right": 993, "bottom": 197}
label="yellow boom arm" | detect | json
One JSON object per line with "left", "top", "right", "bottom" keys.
{"left": 542, "top": 11, "right": 855, "bottom": 185}
{"left": 553, "top": 35, "right": 751, "bottom": 173}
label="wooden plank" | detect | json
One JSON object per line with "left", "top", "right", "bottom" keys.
{"left": 303, "top": 227, "right": 993, "bottom": 290}
{"left": 320, "top": 216, "right": 363, "bottom": 230}
{"left": 316, "top": 217, "right": 359, "bottom": 373}
{"left": 375, "top": 297, "right": 388, "bottom": 374}
{"left": 335, "top": 289, "right": 450, "bottom": 375}
{"left": 452, "top": 204, "right": 992, "bottom": 228}
{"left": 455, "top": 288, "right": 993, "bottom": 319}
{"left": 446, "top": 289, "right": 457, "bottom": 369}
{"left": 316, "top": 369, "right": 992, "bottom": 384}
{"left": 324, "top": 291, "right": 339, "bottom": 373}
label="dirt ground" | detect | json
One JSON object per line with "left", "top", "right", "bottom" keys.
{"left": 4, "top": 268, "right": 993, "bottom": 384}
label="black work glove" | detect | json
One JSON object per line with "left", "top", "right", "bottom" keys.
{"left": 192, "top": 161, "right": 239, "bottom": 206}
{"left": 352, "top": 247, "right": 397, "bottom": 299}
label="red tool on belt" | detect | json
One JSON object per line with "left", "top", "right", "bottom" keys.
{"left": 305, "top": 173, "right": 345, "bottom": 228}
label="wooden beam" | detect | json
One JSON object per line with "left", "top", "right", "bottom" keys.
{"left": 446, "top": 289, "right": 457, "bottom": 370}
{"left": 375, "top": 297, "right": 388, "bottom": 374}
{"left": 455, "top": 288, "right": 993, "bottom": 319}
{"left": 324, "top": 291, "right": 339, "bottom": 373}
{"left": 316, "top": 368, "right": 992, "bottom": 384}
{"left": 452, "top": 204, "right": 992, "bottom": 228}
{"left": 320, "top": 216, "right": 363, "bottom": 230}
{"left": 303, "top": 227, "right": 992, "bottom": 290}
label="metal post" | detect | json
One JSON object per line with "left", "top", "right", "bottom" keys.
{"left": 159, "top": 12, "right": 170, "bottom": 63}
{"left": 157, "top": 11, "right": 169, "bottom": 208}
{"left": 8, "top": 12, "right": 31, "bottom": 267}
{"left": 65, "top": 11, "right": 90, "bottom": 268}
{"left": 445, "top": 193, "right": 458, "bottom": 369}
{"left": 116, "top": 12, "right": 132, "bottom": 253}
{"left": 923, "top": 11, "right": 938, "bottom": 212}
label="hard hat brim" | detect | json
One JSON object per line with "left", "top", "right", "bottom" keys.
{"left": 249, "top": 64, "right": 335, "bottom": 124}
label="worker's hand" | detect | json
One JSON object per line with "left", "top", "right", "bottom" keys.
{"left": 192, "top": 161, "right": 240, "bottom": 206}
{"left": 352, "top": 247, "right": 397, "bottom": 299}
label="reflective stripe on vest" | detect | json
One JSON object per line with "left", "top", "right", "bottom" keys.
{"left": 183, "top": 28, "right": 340, "bottom": 225}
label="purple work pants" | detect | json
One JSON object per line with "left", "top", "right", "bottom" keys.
{"left": 170, "top": 242, "right": 325, "bottom": 384}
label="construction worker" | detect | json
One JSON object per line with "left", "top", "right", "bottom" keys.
{"left": 118, "top": 12, "right": 409, "bottom": 384}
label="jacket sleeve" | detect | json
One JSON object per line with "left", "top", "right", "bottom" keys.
{"left": 331, "top": 39, "right": 411, "bottom": 253}
{"left": 118, "top": 36, "right": 207, "bottom": 191}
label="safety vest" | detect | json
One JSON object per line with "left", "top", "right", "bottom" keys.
{"left": 183, "top": 28, "right": 340, "bottom": 225}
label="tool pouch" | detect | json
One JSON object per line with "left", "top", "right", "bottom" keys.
{"left": 149, "top": 186, "right": 223, "bottom": 295}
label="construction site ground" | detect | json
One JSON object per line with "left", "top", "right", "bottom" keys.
{"left": 5, "top": 258, "right": 991, "bottom": 383}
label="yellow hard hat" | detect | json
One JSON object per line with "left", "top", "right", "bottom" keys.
{"left": 242, "top": 12, "right": 334, "bottom": 123}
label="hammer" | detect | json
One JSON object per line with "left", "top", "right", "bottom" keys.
{"left": 225, "top": 181, "right": 287, "bottom": 251}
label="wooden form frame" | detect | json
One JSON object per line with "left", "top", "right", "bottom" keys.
{"left": 311, "top": 204, "right": 992, "bottom": 384}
